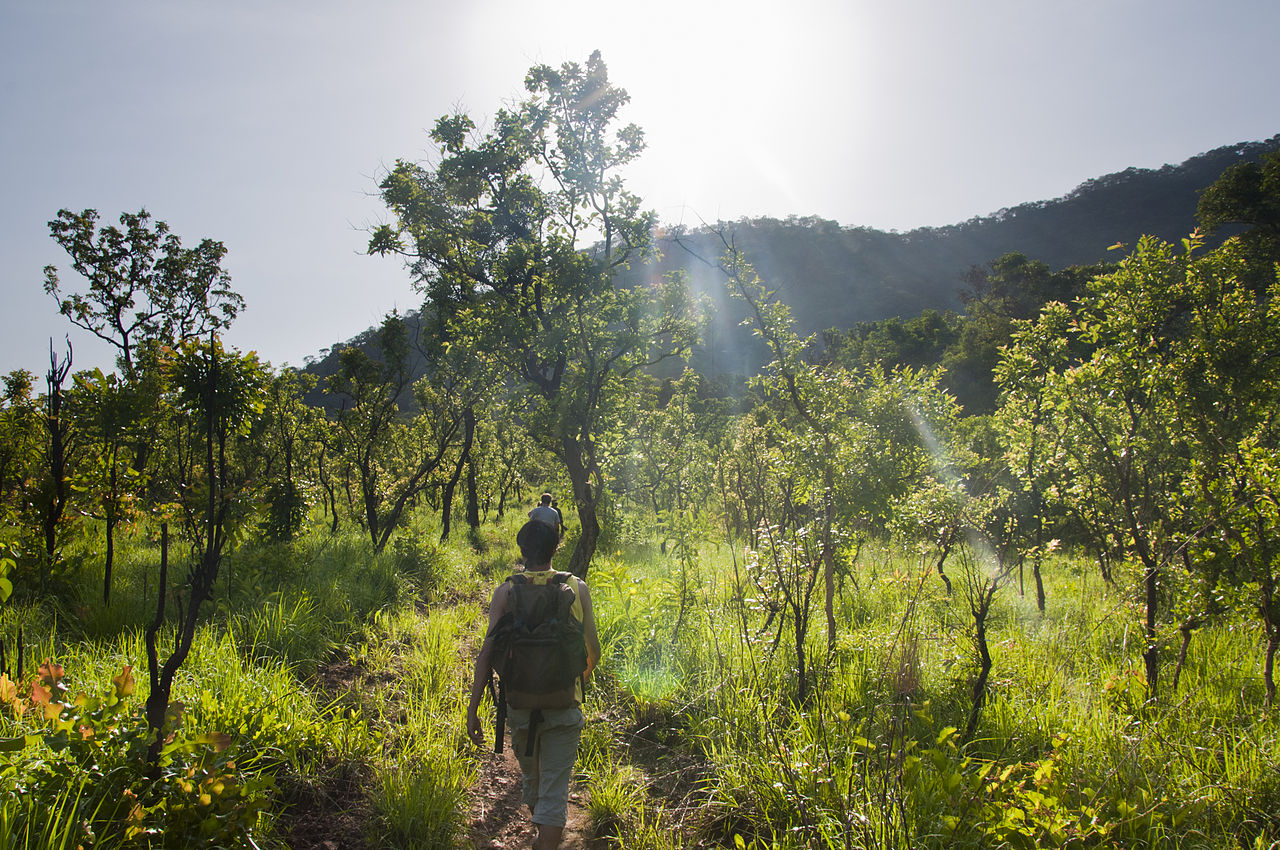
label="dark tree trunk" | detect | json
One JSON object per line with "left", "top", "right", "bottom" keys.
{"left": 103, "top": 443, "right": 119, "bottom": 605}
{"left": 439, "top": 473, "right": 457, "bottom": 542}
{"left": 1032, "top": 558, "right": 1046, "bottom": 614}
{"left": 144, "top": 524, "right": 171, "bottom": 771}
{"left": 935, "top": 528, "right": 956, "bottom": 595}
{"left": 1171, "top": 616, "right": 1200, "bottom": 694}
{"left": 318, "top": 446, "right": 340, "bottom": 534}
{"left": 562, "top": 436, "right": 600, "bottom": 580}
{"left": 103, "top": 511, "right": 116, "bottom": 605}
{"left": 965, "top": 581, "right": 998, "bottom": 740}
{"left": 465, "top": 408, "right": 480, "bottom": 531}
{"left": 42, "top": 342, "right": 73, "bottom": 587}
{"left": 1143, "top": 561, "right": 1160, "bottom": 699}
{"left": 361, "top": 462, "right": 382, "bottom": 549}
{"left": 439, "top": 407, "right": 476, "bottom": 542}
{"left": 1261, "top": 571, "right": 1278, "bottom": 707}
{"left": 466, "top": 457, "right": 481, "bottom": 530}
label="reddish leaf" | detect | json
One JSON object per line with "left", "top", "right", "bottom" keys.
{"left": 38, "top": 660, "right": 65, "bottom": 686}
{"left": 113, "top": 666, "right": 137, "bottom": 698}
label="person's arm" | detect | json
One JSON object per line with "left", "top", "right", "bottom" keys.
{"left": 466, "top": 583, "right": 509, "bottom": 746}
{"left": 577, "top": 579, "right": 602, "bottom": 680}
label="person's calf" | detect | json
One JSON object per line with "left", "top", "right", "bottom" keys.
{"left": 532, "top": 823, "right": 564, "bottom": 850}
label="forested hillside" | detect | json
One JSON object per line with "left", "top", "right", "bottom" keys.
{"left": 305, "top": 135, "right": 1280, "bottom": 390}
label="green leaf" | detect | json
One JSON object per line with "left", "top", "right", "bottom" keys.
{"left": 0, "top": 735, "right": 28, "bottom": 752}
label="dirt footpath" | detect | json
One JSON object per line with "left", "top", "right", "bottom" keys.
{"left": 467, "top": 745, "right": 594, "bottom": 850}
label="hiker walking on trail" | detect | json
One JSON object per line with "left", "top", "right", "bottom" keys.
{"left": 467, "top": 520, "right": 601, "bottom": 850}
{"left": 528, "top": 492, "right": 563, "bottom": 537}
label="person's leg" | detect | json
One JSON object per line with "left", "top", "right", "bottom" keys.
{"left": 511, "top": 725, "right": 541, "bottom": 812}
{"left": 532, "top": 823, "right": 564, "bottom": 849}
{"left": 527, "top": 709, "right": 582, "bottom": 841}
{"left": 508, "top": 709, "right": 541, "bottom": 813}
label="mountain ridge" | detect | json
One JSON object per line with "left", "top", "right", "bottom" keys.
{"left": 304, "top": 134, "right": 1280, "bottom": 388}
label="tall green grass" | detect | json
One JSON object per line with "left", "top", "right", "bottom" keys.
{"left": 361, "top": 604, "right": 478, "bottom": 849}
{"left": 581, "top": 536, "right": 1280, "bottom": 849}
{"left": 0, "top": 516, "right": 489, "bottom": 848}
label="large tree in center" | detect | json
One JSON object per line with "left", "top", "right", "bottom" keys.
{"left": 372, "top": 52, "right": 696, "bottom": 576}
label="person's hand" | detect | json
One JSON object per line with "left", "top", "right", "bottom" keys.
{"left": 466, "top": 710, "right": 484, "bottom": 747}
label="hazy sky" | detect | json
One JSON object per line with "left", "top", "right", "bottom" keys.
{"left": 3, "top": 0, "right": 1278, "bottom": 377}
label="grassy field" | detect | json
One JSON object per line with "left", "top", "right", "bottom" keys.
{"left": 1, "top": 514, "right": 1278, "bottom": 848}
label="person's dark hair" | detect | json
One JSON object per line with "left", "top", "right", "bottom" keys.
{"left": 539, "top": 492, "right": 553, "bottom": 505}
{"left": 516, "top": 520, "right": 559, "bottom": 566}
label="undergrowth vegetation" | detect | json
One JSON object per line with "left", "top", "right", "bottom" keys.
{"left": 2, "top": 509, "right": 1277, "bottom": 849}
{"left": 576, "top": 540, "right": 1280, "bottom": 850}
{"left": 0, "top": 514, "right": 482, "bottom": 849}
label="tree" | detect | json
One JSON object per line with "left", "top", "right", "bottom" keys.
{"left": 146, "top": 335, "right": 267, "bottom": 766}
{"left": 372, "top": 52, "right": 697, "bottom": 577}
{"left": 1000, "top": 235, "right": 1280, "bottom": 699}
{"left": 326, "top": 313, "right": 487, "bottom": 552}
{"left": 258, "top": 369, "right": 321, "bottom": 542}
{"left": 0, "top": 371, "right": 39, "bottom": 517}
{"left": 0, "top": 371, "right": 40, "bottom": 598}
{"left": 701, "top": 236, "right": 952, "bottom": 670}
{"left": 1197, "top": 148, "right": 1280, "bottom": 283}
{"left": 71, "top": 368, "right": 145, "bottom": 603}
{"left": 994, "top": 302, "right": 1078, "bottom": 611}
{"left": 36, "top": 341, "right": 77, "bottom": 587}
{"left": 1042, "top": 241, "right": 1191, "bottom": 698}
{"left": 44, "top": 208, "right": 243, "bottom": 376}
{"left": 1158, "top": 240, "right": 1280, "bottom": 701}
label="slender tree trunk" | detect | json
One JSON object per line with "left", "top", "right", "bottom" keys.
{"left": 440, "top": 407, "right": 477, "bottom": 541}
{"left": 1261, "top": 571, "right": 1278, "bottom": 707}
{"left": 1099, "top": 551, "right": 1114, "bottom": 586}
{"left": 439, "top": 444, "right": 467, "bottom": 543}
{"left": 144, "top": 523, "right": 170, "bottom": 773}
{"left": 322, "top": 449, "right": 340, "bottom": 534}
{"left": 1143, "top": 560, "right": 1160, "bottom": 699}
{"left": 464, "top": 409, "right": 480, "bottom": 531}
{"left": 103, "top": 509, "right": 116, "bottom": 604}
{"left": 1032, "top": 558, "right": 1046, "bottom": 613}
{"left": 439, "top": 473, "right": 458, "bottom": 541}
{"left": 1172, "top": 616, "right": 1200, "bottom": 694}
{"left": 562, "top": 436, "right": 600, "bottom": 580}
{"left": 103, "top": 442, "right": 119, "bottom": 605}
{"left": 822, "top": 470, "right": 836, "bottom": 653}
{"left": 965, "top": 582, "right": 998, "bottom": 740}
{"left": 1031, "top": 508, "right": 1046, "bottom": 613}
{"left": 935, "top": 529, "right": 955, "bottom": 595}
{"left": 465, "top": 459, "right": 480, "bottom": 531}
{"left": 42, "top": 342, "right": 73, "bottom": 585}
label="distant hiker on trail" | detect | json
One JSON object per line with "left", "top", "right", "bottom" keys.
{"left": 549, "top": 498, "right": 565, "bottom": 538}
{"left": 528, "top": 492, "right": 562, "bottom": 537}
{"left": 467, "top": 520, "right": 601, "bottom": 850}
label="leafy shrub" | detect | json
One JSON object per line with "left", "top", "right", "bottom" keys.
{"left": 390, "top": 532, "right": 446, "bottom": 596}
{"left": 0, "top": 661, "right": 271, "bottom": 848}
